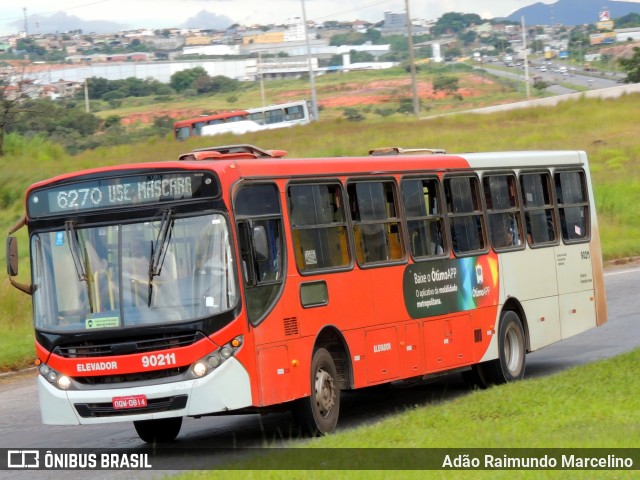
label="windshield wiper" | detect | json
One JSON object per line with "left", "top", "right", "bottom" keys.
{"left": 65, "top": 220, "right": 96, "bottom": 313}
{"left": 65, "top": 220, "right": 88, "bottom": 282}
{"left": 147, "top": 209, "right": 174, "bottom": 307}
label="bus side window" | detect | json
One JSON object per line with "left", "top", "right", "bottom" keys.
{"left": 520, "top": 172, "right": 558, "bottom": 246}
{"left": 348, "top": 181, "right": 405, "bottom": 266}
{"left": 401, "top": 177, "right": 447, "bottom": 259}
{"left": 285, "top": 106, "right": 303, "bottom": 120}
{"left": 266, "top": 108, "right": 284, "bottom": 124}
{"left": 444, "top": 175, "right": 487, "bottom": 255}
{"left": 555, "top": 170, "right": 589, "bottom": 243}
{"left": 483, "top": 174, "right": 525, "bottom": 251}
{"left": 288, "top": 183, "right": 350, "bottom": 272}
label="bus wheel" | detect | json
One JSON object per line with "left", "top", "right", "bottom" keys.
{"left": 133, "top": 417, "right": 182, "bottom": 443}
{"left": 485, "top": 310, "right": 526, "bottom": 384}
{"left": 293, "top": 348, "right": 341, "bottom": 436}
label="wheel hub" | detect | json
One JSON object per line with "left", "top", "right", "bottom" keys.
{"left": 314, "top": 368, "right": 336, "bottom": 417}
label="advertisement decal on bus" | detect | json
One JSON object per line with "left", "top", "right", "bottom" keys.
{"left": 402, "top": 255, "right": 499, "bottom": 318}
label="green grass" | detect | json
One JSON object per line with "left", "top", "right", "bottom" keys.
{"left": 169, "top": 348, "right": 640, "bottom": 478}
{"left": 2, "top": 92, "right": 640, "bottom": 369}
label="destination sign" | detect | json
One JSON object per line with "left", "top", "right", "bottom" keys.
{"left": 28, "top": 172, "right": 219, "bottom": 218}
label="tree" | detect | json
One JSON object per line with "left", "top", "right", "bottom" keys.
{"left": 619, "top": 46, "right": 640, "bottom": 84}
{"left": 533, "top": 79, "right": 551, "bottom": 93}
{"left": 432, "top": 75, "right": 461, "bottom": 98}
{"left": 170, "top": 67, "right": 208, "bottom": 92}
{"left": 0, "top": 69, "right": 39, "bottom": 156}
{"left": 459, "top": 30, "right": 477, "bottom": 46}
{"left": 432, "top": 12, "right": 482, "bottom": 36}
{"left": 329, "top": 32, "right": 366, "bottom": 47}
{"left": 343, "top": 108, "right": 365, "bottom": 121}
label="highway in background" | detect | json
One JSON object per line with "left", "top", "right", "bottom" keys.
{"left": 479, "top": 60, "right": 623, "bottom": 95}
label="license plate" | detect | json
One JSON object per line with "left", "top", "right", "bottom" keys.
{"left": 112, "top": 395, "right": 148, "bottom": 410}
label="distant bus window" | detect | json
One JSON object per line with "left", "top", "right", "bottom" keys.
{"left": 483, "top": 174, "right": 524, "bottom": 251}
{"left": 175, "top": 126, "right": 190, "bottom": 140}
{"left": 348, "top": 181, "right": 404, "bottom": 265}
{"left": 555, "top": 170, "right": 589, "bottom": 242}
{"left": 250, "top": 112, "right": 265, "bottom": 125}
{"left": 401, "top": 177, "right": 446, "bottom": 259}
{"left": 194, "top": 121, "right": 206, "bottom": 135}
{"left": 288, "top": 183, "right": 350, "bottom": 272}
{"left": 285, "top": 105, "right": 304, "bottom": 121}
{"left": 521, "top": 172, "right": 558, "bottom": 246}
{"left": 265, "top": 109, "right": 285, "bottom": 124}
{"left": 444, "top": 175, "right": 486, "bottom": 255}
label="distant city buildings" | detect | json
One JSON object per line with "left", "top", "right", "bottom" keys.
{"left": 1, "top": 9, "right": 639, "bottom": 98}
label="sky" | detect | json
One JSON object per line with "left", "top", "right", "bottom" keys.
{"left": 0, "top": 0, "right": 560, "bottom": 36}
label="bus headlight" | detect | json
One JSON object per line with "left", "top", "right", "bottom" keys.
{"left": 189, "top": 335, "right": 243, "bottom": 379}
{"left": 57, "top": 375, "right": 71, "bottom": 390}
{"left": 39, "top": 364, "right": 72, "bottom": 390}
{"left": 192, "top": 361, "right": 208, "bottom": 378}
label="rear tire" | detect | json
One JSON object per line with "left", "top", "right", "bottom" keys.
{"left": 483, "top": 310, "right": 526, "bottom": 385}
{"left": 292, "top": 348, "right": 340, "bottom": 436}
{"left": 134, "top": 417, "right": 182, "bottom": 443}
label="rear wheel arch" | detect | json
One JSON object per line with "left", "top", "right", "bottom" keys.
{"left": 502, "top": 297, "right": 530, "bottom": 353}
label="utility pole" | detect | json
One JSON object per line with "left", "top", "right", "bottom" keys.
{"left": 23, "top": 8, "right": 28, "bottom": 36}
{"left": 84, "top": 79, "right": 90, "bottom": 113}
{"left": 522, "top": 16, "right": 531, "bottom": 99}
{"left": 258, "top": 50, "right": 266, "bottom": 107}
{"left": 300, "top": 1, "right": 319, "bottom": 121}
{"left": 405, "top": 0, "right": 420, "bottom": 117}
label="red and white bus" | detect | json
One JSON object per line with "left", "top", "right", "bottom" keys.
{"left": 174, "top": 101, "right": 312, "bottom": 141}
{"left": 173, "top": 110, "right": 249, "bottom": 141}
{"left": 6, "top": 144, "right": 607, "bottom": 442}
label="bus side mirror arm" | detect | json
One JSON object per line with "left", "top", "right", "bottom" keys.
{"left": 6, "top": 216, "right": 33, "bottom": 296}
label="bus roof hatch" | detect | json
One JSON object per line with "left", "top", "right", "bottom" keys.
{"left": 369, "top": 147, "right": 446, "bottom": 156}
{"left": 179, "top": 144, "right": 288, "bottom": 161}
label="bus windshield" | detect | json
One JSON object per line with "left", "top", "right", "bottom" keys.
{"left": 31, "top": 213, "right": 237, "bottom": 333}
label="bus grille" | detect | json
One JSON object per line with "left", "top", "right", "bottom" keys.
{"left": 74, "top": 366, "right": 190, "bottom": 386}
{"left": 54, "top": 332, "right": 204, "bottom": 358}
{"left": 74, "top": 395, "right": 188, "bottom": 418}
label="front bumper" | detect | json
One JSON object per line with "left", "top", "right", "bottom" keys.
{"left": 38, "top": 357, "right": 252, "bottom": 425}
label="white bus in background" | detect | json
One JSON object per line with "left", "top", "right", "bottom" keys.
{"left": 201, "top": 100, "right": 312, "bottom": 137}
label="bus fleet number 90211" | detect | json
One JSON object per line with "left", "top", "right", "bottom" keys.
{"left": 141, "top": 353, "right": 177, "bottom": 368}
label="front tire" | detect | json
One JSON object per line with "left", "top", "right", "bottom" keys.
{"left": 134, "top": 417, "right": 182, "bottom": 443}
{"left": 292, "top": 348, "right": 341, "bottom": 436}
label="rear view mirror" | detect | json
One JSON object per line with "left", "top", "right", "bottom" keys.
{"left": 6, "top": 236, "right": 18, "bottom": 276}
{"left": 6, "top": 217, "right": 32, "bottom": 295}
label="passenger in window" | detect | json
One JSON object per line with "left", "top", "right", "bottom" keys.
{"left": 506, "top": 214, "right": 521, "bottom": 246}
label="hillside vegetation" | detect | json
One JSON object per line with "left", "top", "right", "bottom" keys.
{"left": 1, "top": 90, "right": 639, "bottom": 371}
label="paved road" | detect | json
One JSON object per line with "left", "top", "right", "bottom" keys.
{"left": 1, "top": 265, "right": 639, "bottom": 478}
